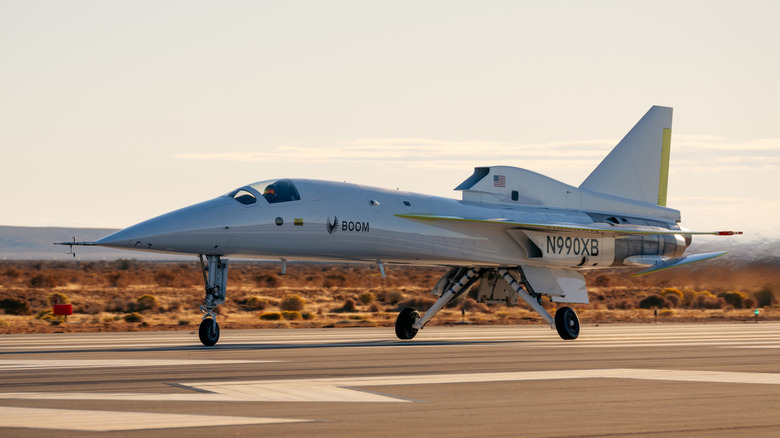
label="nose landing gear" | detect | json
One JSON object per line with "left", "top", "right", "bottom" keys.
{"left": 197, "top": 254, "right": 228, "bottom": 346}
{"left": 395, "top": 307, "right": 421, "bottom": 340}
{"left": 199, "top": 316, "right": 220, "bottom": 346}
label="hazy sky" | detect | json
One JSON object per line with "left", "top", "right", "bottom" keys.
{"left": 2, "top": 1, "right": 778, "bottom": 240}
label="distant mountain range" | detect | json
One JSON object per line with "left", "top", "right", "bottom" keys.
{"left": 0, "top": 225, "right": 777, "bottom": 264}
{"left": 0, "top": 226, "right": 185, "bottom": 260}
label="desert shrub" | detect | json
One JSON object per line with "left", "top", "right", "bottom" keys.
{"left": 661, "top": 288, "right": 683, "bottom": 300}
{"left": 718, "top": 291, "right": 748, "bottom": 309}
{"left": 380, "top": 290, "right": 405, "bottom": 305}
{"left": 692, "top": 292, "right": 724, "bottom": 309}
{"left": 165, "top": 300, "right": 182, "bottom": 312}
{"left": 742, "top": 297, "right": 757, "bottom": 309}
{"left": 110, "top": 297, "right": 136, "bottom": 313}
{"left": 753, "top": 287, "right": 775, "bottom": 308}
{"left": 459, "top": 298, "right": 489, "bottom": 313}
{"left": 178, "top": 320, "right": 190, "bottom": 326}
{"left": 4, "top": 267, "right": 21, "bottom": 278}
{"left": 638, "top": 294, "right": 669, "bottom": 309}
{"left": 154, "top": 271, "right": 176, "bottom": 287}
{"left": 30, "top": 274, "right": 56, "bottom": 288}
{"left": 254, "top": 273, "right": 280, "bottom": 287}
{"left": 245, "top": 296, "right": 269, "bottom": 311}
{"left": 358, "top": 291, "right": 375, "bottom": 305}
{"left": 116, "top": 259, "right": 135, "bottom": 270}
{"left": 282, "top": 310, "right": 302, "bottom": 320}
{"left": 74, "top": 302, "right": 104, "bottom": 315}
{"left": 302, "top": 311, "right": 314, "bottom": 320}
{"left": 593, "top": 275, "right": 610, "bottom": 287}
{"left": 136, "top": 294, "right": 159, "bottom": 312}
{"left": 664, "top": 293, "right": 681, "bottom": 308}
{"left": 682, "top": 289, "right": 698, "bottom": 306}
{"left": 334, "top": 299, "right": 357, "bottom": 313}
{"left": 609, "top": 298, "right": 635, "bottom": 310}
{"left": 259, "top": 311, "right": 282, "bottom": 320}
{"left": 280, "top": 294, "right": 306, "bottom": 312}
{"left": 323, "top": 273, "right": 346, "bottom": 287}
{"left": 368, "top": 303, "right": 381, "bottom": 312}
{"left": 0, "top": 298, "right": 30, "bottom": 315}
{"left": 48, "top": 292, "right": 70, "bottom": 304}
{"left": 395, "top": 296, "right": 437, "bottom": 312}
{"left": 124, "top": 312, "right": 144, "bottom": 323}
{"left": 106, "top": 272, "right": 122, "bottom": 287}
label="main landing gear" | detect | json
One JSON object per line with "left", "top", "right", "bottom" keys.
{"left": 554, "top": 306, "right": 580, "bottom": 340}
{"left": 198, "top": 254, "right": 228, "bottom": 346}
{"left": 394, "top": 267, "right": 580, "bottom": 341}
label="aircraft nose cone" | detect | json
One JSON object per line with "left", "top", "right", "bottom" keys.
{"left": 96, "top": 230, "right": 133, "bottom": 249}
{"left": 94, "top": 197, "right": 235, "bottom": 255}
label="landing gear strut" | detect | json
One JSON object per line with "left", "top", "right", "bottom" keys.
{"left": 198, "top": 254, "right": 228, "bottom": 346}
{"left": 394, "top": 267, "right": 581, "bottom": 341}
{"left": 394, "top": 268, "right": 481, "bottom": 340}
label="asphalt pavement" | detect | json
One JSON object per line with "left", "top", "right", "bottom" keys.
{"left": 2, "top": 322, "right": 780, "bottom": 437}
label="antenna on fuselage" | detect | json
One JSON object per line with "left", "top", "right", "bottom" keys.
{"left": 54, "top": 237, "right": 96, "bottom": 257}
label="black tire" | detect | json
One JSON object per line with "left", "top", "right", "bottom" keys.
{"left": 554, "top": 306, "right": 580, "bottom": 340}
{"left": 199, "top": 318, "right": 220, "bottom": 346}
{"left": 395, "top": 307, "right": 420, "bottom": 340}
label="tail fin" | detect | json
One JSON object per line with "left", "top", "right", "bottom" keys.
{"left": 580, "top": 106, "right": 673, "bottom": 206}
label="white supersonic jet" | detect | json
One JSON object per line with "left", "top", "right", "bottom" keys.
{"left": 59, "top": 106, "right": 740, "bottom": 346}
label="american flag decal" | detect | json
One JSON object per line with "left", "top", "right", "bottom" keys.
{"left": 493, "top": 175, "right": 506, "bottom": 187}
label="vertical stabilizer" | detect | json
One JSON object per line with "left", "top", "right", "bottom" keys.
{"left": 580, "top": 106, "right": 673, "bottom": 206}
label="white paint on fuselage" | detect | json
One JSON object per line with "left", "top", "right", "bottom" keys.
{"left": 97, "top": 178, "right": 636, "bottom": 268}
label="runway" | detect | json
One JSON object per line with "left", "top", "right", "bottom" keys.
{"left": 3, "top": 322, "right": 780, "bottom": 437}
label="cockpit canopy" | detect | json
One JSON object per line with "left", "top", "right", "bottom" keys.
{"left": 226, "top": 179, "right": 301, "bottom": 205}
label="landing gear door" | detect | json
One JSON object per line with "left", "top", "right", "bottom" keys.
{"left": 431, "top": 267, "right": 461, "bottom": 297}
{"left": 476, "top": 271, "right": 519, "bottom": 305}
{"left": 522, "top": 265, "right": 588, "bottom": 304}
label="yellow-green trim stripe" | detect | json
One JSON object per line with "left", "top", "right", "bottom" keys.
{"left": 658, "top": 128, "right": 672, "bottom": 206}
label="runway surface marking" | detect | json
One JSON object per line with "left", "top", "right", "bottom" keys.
{"left": 0, "top": 359, "right": 275, "bottom": 371}
{"left": 3, "top": 368, "right": 780, "bottom": 404}
{"left": 0, "top": 406, "right": 310, "bottom": 432}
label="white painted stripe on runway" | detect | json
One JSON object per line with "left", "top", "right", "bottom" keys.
{"left": 3, "top": 368, "right": 780, "bottom": 404}
{"left": 0, "top": 406, "right": 309, "bottom": 431}
{"left": 0, "top": 359, "right": 275, "bottom": 371}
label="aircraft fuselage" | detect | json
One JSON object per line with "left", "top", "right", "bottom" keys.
{"left": 96, "top": 178, "right": 686, "bottom": 269}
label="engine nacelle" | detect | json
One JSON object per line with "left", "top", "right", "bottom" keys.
{"left": 612, "top": 234, "right": 687, "bottom": 267}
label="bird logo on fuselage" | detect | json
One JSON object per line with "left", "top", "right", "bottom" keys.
{"left": 326, "top": 216, "right": 339, "bottom": 234}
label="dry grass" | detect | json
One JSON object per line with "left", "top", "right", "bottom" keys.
{"left": 0, "top": 259, "right": 778, "bottom": 334}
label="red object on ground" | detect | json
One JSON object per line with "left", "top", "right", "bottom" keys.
{"left": 53, "top": 304, "right": 73, "bottom": 316}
